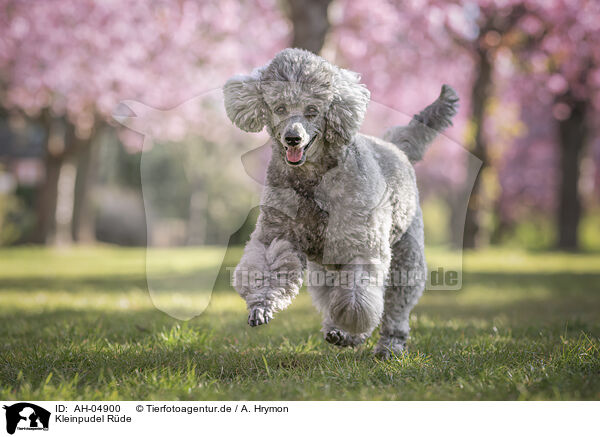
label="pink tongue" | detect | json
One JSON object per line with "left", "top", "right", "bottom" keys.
{"left": 286, "top": 147, "right": 303, "bottom": 163}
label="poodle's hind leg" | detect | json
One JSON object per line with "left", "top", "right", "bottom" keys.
{"left": 307, "top": 262, "right": 372, "bottom": 348}
{"left": 374, "top": 215, "right": 426, "bottom": 359}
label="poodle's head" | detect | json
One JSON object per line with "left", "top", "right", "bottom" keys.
{"left": 223, "top": 48, "right": 370, "bottom": 167}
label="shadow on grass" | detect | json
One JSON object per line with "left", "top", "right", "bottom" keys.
{"left": 462, "top": 271, "right": 600, "bottom": 292}
{"left": 2, "top": 268, "right": 599, "bottom": 333}
{"left": 0, "top": 275, "right": 148, "bottom": 293}
{"left": 0, "top": 264, "right": 238, "bottom": 294}
{"left": 3, "top": 267, "right": 599, "bottom": 296}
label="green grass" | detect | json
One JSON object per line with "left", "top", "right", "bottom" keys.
{"left": 0, "top": 245, "right": 599, "bottom": 400}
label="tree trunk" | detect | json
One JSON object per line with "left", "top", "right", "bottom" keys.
{"left": 287, "top": 0, "right": 332, "bottom": 54}
{"left": 32, "top": 152, "right": 63, "bottom": 244}
{"left": 463, "top": 48, "right": 492, "bottom": 249}
{"left": 32, "top": 115, "right": 68, "bottom": 244}
{"left": 54, "top": 159, "right": 77, "bottom": 246}
{"left": 71, "top": 127, "right": 99, "bottom": 243}
{"left": 557, "top": 98, "right": 587, "bottom": 250}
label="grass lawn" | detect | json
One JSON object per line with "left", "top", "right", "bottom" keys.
{"left": 0, "top": 245, "right": 599, "bottom": 400}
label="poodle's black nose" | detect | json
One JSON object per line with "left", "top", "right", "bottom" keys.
{"left": 285, "top": 135, "right": 302, "bottom": 146}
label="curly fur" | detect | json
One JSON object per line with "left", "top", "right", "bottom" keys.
{"left": 224, "top": 48, "right": 458, "bottom": 359}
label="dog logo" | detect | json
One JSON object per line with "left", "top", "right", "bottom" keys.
{"left": 3, "top": 403, "right": 50, "bottom": 434}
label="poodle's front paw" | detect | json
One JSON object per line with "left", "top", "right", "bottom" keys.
{"left": 248, "top": 306, "right": 273, "bottom": 327}
{"left": 374, "top": 337, "right": 407, "bottom": 360}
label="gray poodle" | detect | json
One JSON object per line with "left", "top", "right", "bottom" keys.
{"left": 224, "top": 48, "right": 458, "bottom": 358}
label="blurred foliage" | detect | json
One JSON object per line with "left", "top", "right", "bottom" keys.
{"left": 580, "top": 209, "right": 600, "bottom": 252}
{"left": 1, "top": 0, "right": 600, "bottom": 249}
{"left": 138, "top": 135, "right": 259, "bottom": 245}
{"left": 422, "top": 197, "right": 600, "bottom": 252}
{"left": 422, "top": 198, "right": 451, "bottom": 247}
{"left": 0, "top": 190, "right": 34, "bottom": 245}
{"left": 96, "top": 129, "right": 142, "bottom": 189}
{"left": 0, "top": 193, "right": 21, "bottom": 245}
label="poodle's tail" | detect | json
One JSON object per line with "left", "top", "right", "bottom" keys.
{"left": 383, "top": 84, "right": 459, "bottom": 164}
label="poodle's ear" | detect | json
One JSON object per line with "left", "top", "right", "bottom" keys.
{"left": 324, "top": 68, "right": 370, "bottom": 144}
{"left": 223, "top": 70, "right": 267, "bottom": 133}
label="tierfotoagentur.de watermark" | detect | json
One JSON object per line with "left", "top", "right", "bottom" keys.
{"left": 229, "top": 266, "right": 460, "bottom": 291}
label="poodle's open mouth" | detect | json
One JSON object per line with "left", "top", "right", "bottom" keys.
{"left": 284, "top": 134, "right": 317, "bottom": 166}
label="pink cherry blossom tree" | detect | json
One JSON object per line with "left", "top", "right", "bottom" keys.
{"left": 507, "top": 0, "right": 600, "bottom": 249}
{"left": 328, "top": 0, "right": 524, "bottom": 248}
{"left": 0, "top": 0, "right": 289, "bottom": 244}
{"left": 329, "top": 0, "right": 600, "bottom": 250}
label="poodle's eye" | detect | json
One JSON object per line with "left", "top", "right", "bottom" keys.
{"left": 274, "top": 105, "right": 287, "bottom": 115}
{"left": 305, "top": 105, "right": 319, "bottom": 117}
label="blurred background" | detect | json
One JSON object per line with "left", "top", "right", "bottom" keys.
{"left": 1, "top": 0, "right": 599, "bottom": 252}
{"left": 1, "top": 0, "right": 600, "bottom": 401}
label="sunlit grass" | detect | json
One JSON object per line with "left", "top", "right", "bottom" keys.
{"left": 0, "top": 246, "right": 598, "bottom": 400}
